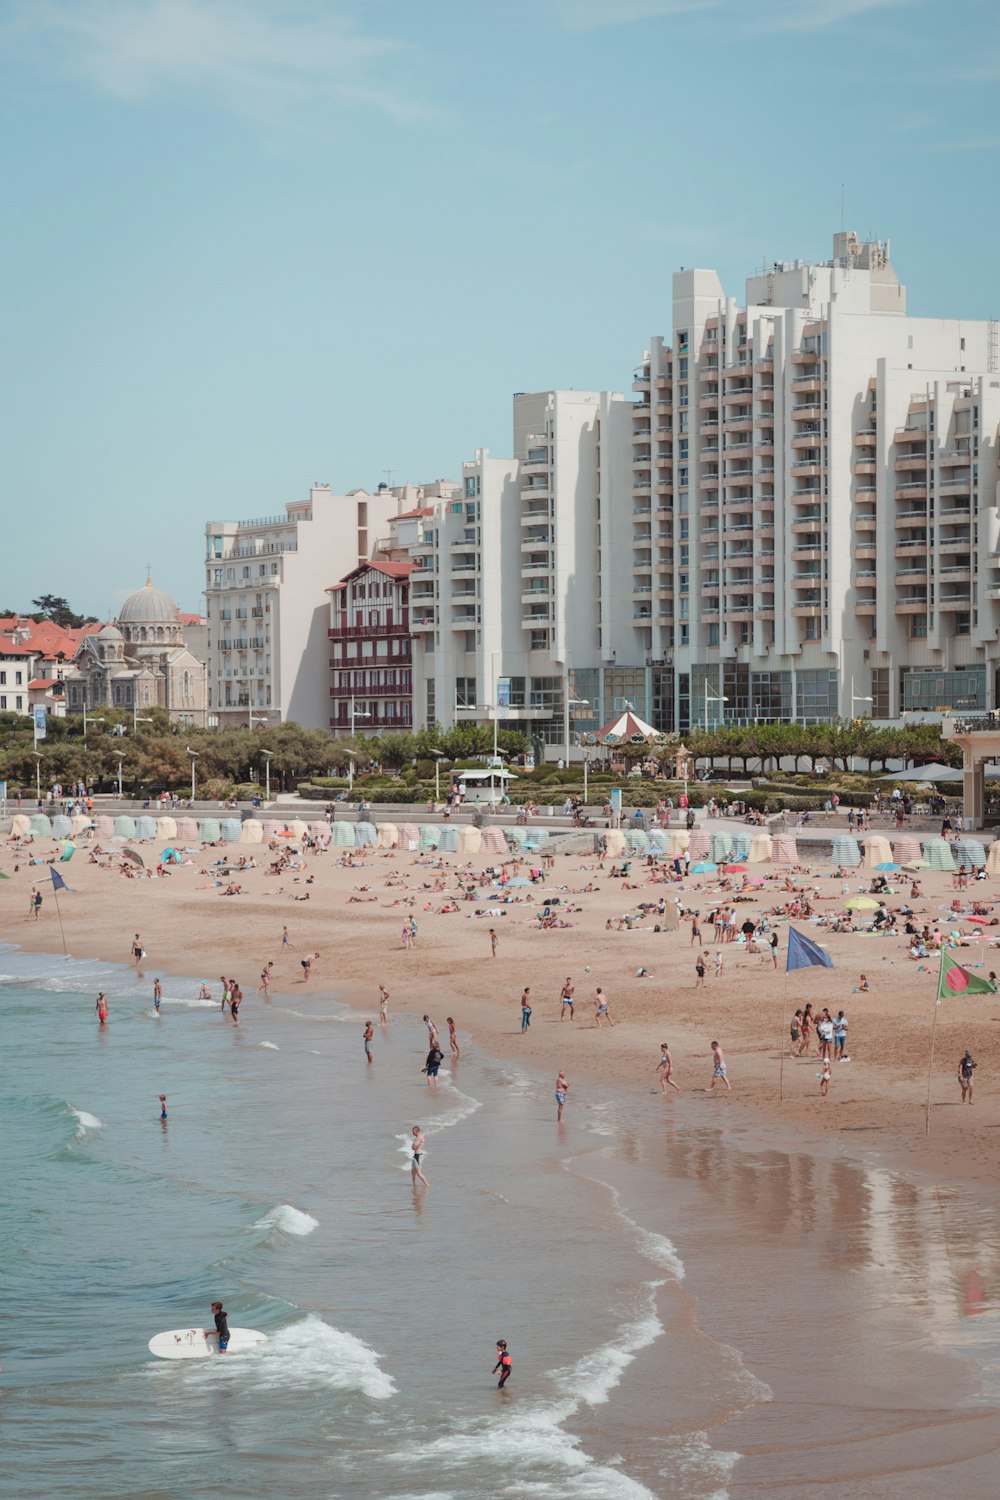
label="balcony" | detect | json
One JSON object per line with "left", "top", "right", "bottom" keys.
{"left": 939, "top": 477, "right": 972, "bottom": 496}
{"left": 894, "top": 427, "right": 927, "bottom": 445}
{"left": 854, "top": 430, "right": 877, "bottom": 448}
{"left": 938, "top": 593, "right": 972, "bottom": 610}
{"left": 722, "top": 385, "right": 754, "bottom": 404}
{"left": 894, "top": 540, "right": 928, "bottom": 556}
{"left": 894, "top": 510, "right": 928, "bottom": 526}
{"left": 791, "top": 348, "right": 821, "bottom": 365}
{"left": 792, "top": 430, "right": 822, "bottom": 449}
{"left": 895, "top": 481, "right": 928, "bottom": 497}
{"left": 939, "top": 448, "right": 974, "bottom": 467}
{"left": 856, "top": 600, "right": 877, "bottom": 615}
{"left": 792, "top": 462, "right": 825, "bottom": 479}
{"left": 411, "top": 615, "right": 436, "bottom": 631}
{"left": 895, "top": 453, "right": 928, "bottom": 471}
{"left": 791, "top": 377, "right": 823, "bottom": 395}
{"left": 895, "top": 598, "right": 928, "bottom": 614}
{"left": 722, "top": 416, "right": 753, "bottom": 434}
{"left": 855, "top": 460, "right": 877, "bottom": 476}
{"left": 329, "top": 612, "right": 410, "bottom": 639}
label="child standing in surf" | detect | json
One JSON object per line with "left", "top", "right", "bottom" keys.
{"left": 493, "top": 1340, "right": 512, "bottom": 1390}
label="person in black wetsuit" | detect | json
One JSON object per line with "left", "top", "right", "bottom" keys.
{"left": 492, "top": 1340, "right": 512, "bottom": 1390}
{"left": 207, "top": 1301, "right": 230, "bottom": 1352}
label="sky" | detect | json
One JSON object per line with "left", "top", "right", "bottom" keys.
{"left": 1, "top": 0, "right": 998, "bottom": 618}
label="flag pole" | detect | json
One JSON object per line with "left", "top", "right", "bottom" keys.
{"left": 924, "top": 988, "right": 941, "bottom": 1138}
{"left": 51, "top": 881, "right": 69, "bottom": 959}
{"left": 779, "top": 966, "right": 789, "bottom": 1102}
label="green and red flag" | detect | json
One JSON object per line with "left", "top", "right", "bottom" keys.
{"left": 937, "top": 948, "right": 996, "bottom": 1000}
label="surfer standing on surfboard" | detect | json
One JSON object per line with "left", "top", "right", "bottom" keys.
{"left": 206, "top": 1302, "right": 230, "bottom": 1353}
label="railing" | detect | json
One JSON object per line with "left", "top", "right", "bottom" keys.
{"left": 947, "top": 716, "right": 999, "bottom": 735}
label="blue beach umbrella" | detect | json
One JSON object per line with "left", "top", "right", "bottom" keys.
{"left": 874, "top": 862, "right": 900, "bottom": 871}
{"left": 690, "top": 861, "right": 718, "bottom": 874}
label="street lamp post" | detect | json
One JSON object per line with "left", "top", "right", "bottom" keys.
{"left": 249, "top": 711, "right": 268, "bottom": 731}
{"left": 704, "top": 683, "right": 728, "bottom": 729}
{"left": 346, "top": 751, "right": 356, "bottom": 796}
{"left": 132, "top": 700, "right": 153, "bottom": 733}
{"left": 261, "top": 750, "right": 272, "bottom": 803}
{"left": 115, "top": 753, "right": 125, "bottom": 799}
{"left": 430, "top": 750, "right": 445, "bottom": 803}
{"left": 83, "top": 706, "right": 105, "bottom": 739}
{"left": 32, "top": 750, "right": 43, "bottom": 804}
{"left": 849, "top": 676, "right": 873, "bottom": 774}
{"left": 562, "top": 688, "right": 590, "bottom": 768}
{"left": 349, "top": 697, "right": 371, "bottom": 739}
{"left": 186, "top": 748, "right": 198, "bottom": 803}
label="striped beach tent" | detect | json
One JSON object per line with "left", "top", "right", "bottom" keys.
{"left": 830, "top": 835, "right": 861, "bottom": 868}
{"left": 922, "top": 838, "right": 957, "bottom": 872}
{"left": 953, "top": 838, "right": 986, "bottom": 870}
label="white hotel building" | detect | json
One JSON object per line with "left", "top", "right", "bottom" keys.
{"left": 631, "top": 231, "right": 1000, "bottom": 730}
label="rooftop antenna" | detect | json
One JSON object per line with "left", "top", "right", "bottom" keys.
{"left": 840, "top": 182, "right": 845, "bottom": 231}
{"left": 383, "top": 469, "right": 395, "bottom": 490}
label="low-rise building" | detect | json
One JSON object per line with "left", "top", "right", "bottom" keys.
{"left": 327, "top": 561, "right": 414, "bottom": 733}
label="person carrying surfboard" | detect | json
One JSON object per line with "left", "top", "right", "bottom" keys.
{"left": 206, "top": 1302, "right": 230, "bottom": 1353}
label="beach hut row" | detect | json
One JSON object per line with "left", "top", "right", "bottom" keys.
{"left": 6, "top": 813, "right": 552, "bottom": 858}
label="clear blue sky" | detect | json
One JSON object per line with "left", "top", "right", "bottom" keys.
{"left": 1, "top": 0, "right": 997, "bottom": 618}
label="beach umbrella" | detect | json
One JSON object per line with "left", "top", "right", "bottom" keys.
{"left": 496, "top": 876, "right": 531, "bottom": 887}
{"left": 904, "top": 860, "right": 929, "bottom": 870}
{"left": 966, "top": 916, "right": 990, "bottom": 926}
{"left": 874, "top": 862, "right": 901, "bottom": 871}
{"left": 723, "top": 863, "right": 748, "bottom": 873}
{"left": 844, "top": 895, "right": 878, "bottom": 910}
{"left": 60, "top": 841, "right": 75, "bottom": 862}
{"left": 691, "top": 861, "right": 717, "bottom": 874}
{"left": 122, "top": 849, "right": 144, "bottom": 868}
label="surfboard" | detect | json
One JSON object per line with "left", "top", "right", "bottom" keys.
{"left": 148, "top": 1326, "right": 267, "bottom": 1360}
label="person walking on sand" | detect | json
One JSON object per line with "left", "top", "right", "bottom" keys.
{"left": 555, "top": 1070, "right": 569, "bottom": 1122}
{"left": 410, "top": 1125, "right": 429, "bottom": 1186}
{"left": 560, "top": 977, "right": 575, "bottom": 1021}
{"left": 258, "top": 962, "right": 273, "bottom": 996}
{"left": 30, "top": 886, "right": 41, "bottom": 920}
{"left": 520, "top": 987, "right": 532, "bottom": 1032}
{"left": 655, "top": 1042, "right": 680, "bottom": 1094}
{"left": 695, "top": 951, "right": 707, "bottom": 989}
{"left": 131, "top": 934, "right": 144, "bottom": 968}
{"left": 281, "top": 925, "right": 289, "bottom": 948}
{"left": 379, "top": 984, "right": 389, "bottom": 1025}
{"left": 363, "top": 1019, "right": 374, "bottom": 1064}
{"left": 401, "top": 921, "right": 411, "bottom": 951}
{"left": 446, "top": 1016, "right": 460, "bottom": 1059}
{"left": 705, "top": 1040, "right": 731, "bottom": 1092}
{"left": 690, "top": 914, "right": 701, "bottom": 947}
{"left": 153, "top": 978, "right": 162, "bottom": 1014}
{"left": 490, "top": 928, "right": 498, "bottom": 959}
{"left": 819, "top": 1056, "right": 832, "bottom": 1097}
{"left": 959, "top": 1050, "right": 977, "bottom": 1104}
{"left": 833, "top": 1010, "right": 849, "bottom": 1061}
{"left": 95, "top": 991, "right": 108, "bottom": 1026}
{"left": 769, "top": 931, "right": 779, "bottom": 969}
{"left": 790, "top": 1009, "right": 803, "bottom": 1054}
{"left": 594, "top": 988, "right": 615, "bottom": 1028}
{"left": 713, "top": 950, "right": 723, "bottom": 980}
{"left": 492, "top": 1339, "right": 512, "bottom": 1390}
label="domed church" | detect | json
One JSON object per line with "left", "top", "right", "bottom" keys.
{"left": 63, "top": 577, "right": 208, "bottom": 724}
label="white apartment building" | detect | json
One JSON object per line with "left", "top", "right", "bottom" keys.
{"left": 204, "top": 483, "right": 403, "bottom": 729}
{"left": 631, "top": 231, "right": 1000, "bottom": 729}
{"left": 395, "top": 390, "right": 658, "bottom": 753}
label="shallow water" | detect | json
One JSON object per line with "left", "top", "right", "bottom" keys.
{"left": 3, "top": 943, "right": 1000, "bottom": 1498}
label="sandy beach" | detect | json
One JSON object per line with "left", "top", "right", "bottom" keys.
{"left": 4, "top": 821, "right": 1000, "bottom": 1193}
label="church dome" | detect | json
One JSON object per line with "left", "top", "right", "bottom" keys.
{"left": 97, "top": 623, "right": 124, "bottom": 640}
{"left": 118, "top": 578, "right": 180, "bottom": 626}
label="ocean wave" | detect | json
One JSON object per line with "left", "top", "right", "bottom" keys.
{"left": 551, "top": 1295, "right": 663, "bottom": 1408}
{"left": 394, "top": 1399, "right": 658, "bottom": 1499}
{"left": 69, "top": 1107, "right": 103, "bottom": 1137}
{"left": 240, "top": 1315, "right": 395, "bottom": 1399}
{"left": 254, "top": 1204, "right": 318, "bottom": 1238}
{"left": 257, "top": 1041, "right": 279, "bottom": 1050}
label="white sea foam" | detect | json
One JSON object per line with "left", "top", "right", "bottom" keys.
{"left": 255, "top": 1204, "right": 318, "bottom": 1237}
{"left": 551, "top": 1295, "right": 663, "bottom": 1408}
{"left": 69, "top": 1107, "right": 102, "bottom": 1137}
{"left": 241, "top": 1315, "right": 395, "bottom": 1399}
{"left": 257, "top": 1041, "right": 279, "bottom": 1050}
{"left": 657, "top": 1430, "right": 741, "bottom": 1500}
{"left": 167, "top": 997, "right": 217, "bottom": 1009}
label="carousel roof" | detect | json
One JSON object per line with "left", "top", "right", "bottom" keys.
{"left": 595, "top": 710, "right": 664, "bottom": 743}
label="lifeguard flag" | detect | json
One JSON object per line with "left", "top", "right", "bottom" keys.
{"left": 50, "top": 867, "right": 75, "bottom": 893}
{"left": 937, "top": 948, "right": 996, "bottom": 999}
{"left": 786, "top": 926, "right": 833, "bottom": 972}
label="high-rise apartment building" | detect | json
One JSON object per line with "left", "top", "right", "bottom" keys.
{"left": 204, "top": 483, "right": 402, "bottom": 729}
{"left": 632, "top": 232, "right": 1000, "bottom": 729}
{"left": 396, "top": 390, "right": 657, "bottom": 751}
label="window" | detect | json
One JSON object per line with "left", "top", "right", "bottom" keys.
{"left": 529, "top": 629, "right": 549, "bottom": 650}
{"left": 455, "top": 676, "right": 477, "bottom": 708}
{"left": 680, "top": 624, "right": 689, "bottom": 644}
{"left": 707, "top": 624, "right": 719, "bottom": 646}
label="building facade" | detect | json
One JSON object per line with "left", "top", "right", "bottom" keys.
{"left": 327, "top": 561, "right": 414, "bottom": 733}
{"left": 203, "top": 484, "right": 407, "bottom": 729}
{"left": 630, "top": 231, "right": 1000, "bottom": 729}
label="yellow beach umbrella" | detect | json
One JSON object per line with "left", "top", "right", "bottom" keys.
{"left": 844, "top": 895, "right": 879, "bottom": 910}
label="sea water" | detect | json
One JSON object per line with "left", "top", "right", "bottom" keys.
{"left": 5, "top": 944, "right": 1000, "bottom": 1499}
{"left": 0, "top": 944, "right": 759, "bottom": 1500}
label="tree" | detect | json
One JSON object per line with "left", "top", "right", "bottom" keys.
{"left": 30, "top": 596, "right": 97, "bottom": 628}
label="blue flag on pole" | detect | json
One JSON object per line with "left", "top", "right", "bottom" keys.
{"left": 786, "top": 925, "right": 833, "bottom": 972}
{"left": 50, "top": 867, "right": 75, "bottom": 893}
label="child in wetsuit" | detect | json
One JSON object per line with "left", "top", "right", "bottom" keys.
{"left": 209, "top": 1301, "right": 230, "bottom": 1352}
{"left": 492, "top": 1339, "right": 512, "bottom": 1389}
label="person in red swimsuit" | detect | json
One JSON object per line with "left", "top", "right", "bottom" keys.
{"left": 493, "top": 1340, "right": 512, "bottom": 1390}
